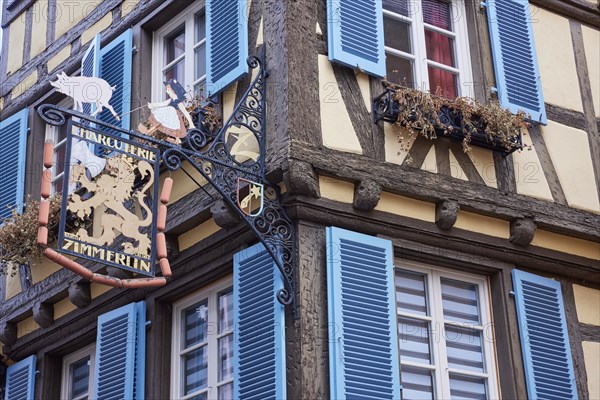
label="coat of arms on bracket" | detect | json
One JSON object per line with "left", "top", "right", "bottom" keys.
{"left": 37, "top": 54, "right": 299, "bottom": 319}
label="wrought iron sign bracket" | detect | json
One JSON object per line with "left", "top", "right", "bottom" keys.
{"left": 39, "top": 55, "right": 299, "bottom": 320}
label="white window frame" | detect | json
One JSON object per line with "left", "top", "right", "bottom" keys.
{"left": 394, "top": 259, "right": 500, "bottom": 399}
{"left": 152, "top": 2, "right": 206, "bottom": 102}
{"left": 171, "top": 277, "right": 234, "bottom": 400}
{"left": 60, "top": 343, "right": 96, "bottom": 400}
{"left": 383, "top": 0, "right": 474, "bottom": 98}
{"left": 44, "top": 98, "right": 71, "bottom": 196}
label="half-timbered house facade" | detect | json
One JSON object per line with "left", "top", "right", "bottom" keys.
{"left": 0, "top": 0, "right": 598, "bottom": 399}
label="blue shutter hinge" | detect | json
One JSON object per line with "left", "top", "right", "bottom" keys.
{"left": 480, "top": 1, "right": 487, "bottom": 8}
{"left": 35, "top": 370, "right": 40, "bottom": 376}
{"left": 509, "top": 290, "right": 515, "bottom": 298}
{"left": 132, "top": 46, "right": 138, "bottom": 54}
{"left": 145, "top": 320, "right": 151, "bottom": 327}
{"left": 26, "top": 127, "right": 31, "bottom": 135}
{"left": 490, "top": 87, "right": 498, "bottom": 94}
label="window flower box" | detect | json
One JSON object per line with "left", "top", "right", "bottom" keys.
{"left": 373, "top": 86, "right": 526, "bottom": 156}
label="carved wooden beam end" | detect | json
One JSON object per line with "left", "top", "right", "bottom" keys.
{"left": 211, "top": 199, "right": 242, "bottom": 229}
{"left": 283, "top": 159, "right": 320, "bottom": 198}
{"left": 0, "top": 320, "right": 17, "bottom": 345}
{"left": 510, "top": 217, "right": 537, "bottom": 247}
{"left": 353, "top": 179, "right": 381, "bottom": 211}
{"left": 435, "top": 200, "right": 460, "bottom": 230}
{"left": 68, "top": 282, "right": 91, "bottom": 308}
{"left": 33, "top": 302, "right": 54, "bottom": 328}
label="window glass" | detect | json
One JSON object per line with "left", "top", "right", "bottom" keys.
{"left": 173, "top": 280, "right": 234, "bottom": 400}
{"left": 395, "top": 265, "right": 498, "bottom": 399}
{"left": 61, "top": 344, "right": 95, "bottom": 400}
{"left": 70, "top": 356, "right": 90, "bottom": 399}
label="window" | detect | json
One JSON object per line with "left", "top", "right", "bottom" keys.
{"left": 61, "top": 344, "right": 96, "bottom": 400}
{"left": 44, "top": 99, "right": 71, "bottom": 195}
{"left": 172, "top": 278, "right": 234, "bottom": 400}
{"left": 153, "top": 3, "right": 206, "bottom": 102}
{"left": 395, "top": 262, "right": 499, "bottom": 399}
{"left": 382, "top": 0, "right": 473, "bottom": 98}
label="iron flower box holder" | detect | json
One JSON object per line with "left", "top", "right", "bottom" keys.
{"left": 373, "top": 87, "right": 524, "bottom": 156}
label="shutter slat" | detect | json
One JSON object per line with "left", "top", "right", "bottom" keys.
{"left": 327, "top": 227, "right": 401, "bottom": 400}
{"left": 5, "top": 355, "right": 36, "bottom": 400}
{"left": 487, "top": 0, "right": 547, "bottom": 124}
{"left": 98, "top": 29, "right": 133, "bottom": 134}
{"left": 0, "top": 108, "right": 28, "bottom": 221}
{"left": 94, "top": 301, "right": 145, "bottom": 400}
{"left": 327, "top": 0, "right": 385, "bottom": 76}
{"left": 206, "top": 0, "right": 248, "bottom": 96}
{"left": 512, "top": 270, "right": 578, "bottom": 400}
{"left": 234, "top": 244, "right": 286, "bottom": 400}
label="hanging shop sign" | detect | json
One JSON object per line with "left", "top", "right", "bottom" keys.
{"left": 38, "top": 56, "right": 299, "bottom": 318}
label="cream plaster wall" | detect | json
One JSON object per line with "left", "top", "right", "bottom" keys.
{"left": 454, "top": 211, "right": 510, "bottom": 239}
{"left": 532, "top": 229, "right": 600, "bottom": 260}
{"left": 449, "top": 151, "right": 467, "bottom": 182}
{"left": 421, "top": 146, "right": 437, "bottom": 174}
{"left": 81, "top": 13, "right": 112, "bottom": 45}
{"left": 91, "top": 282, "right": 112, "bottom": 298}
{"left": 47, "top": 45, "right": 71, "bottom": 73}
{"left": 54, "top": 297, "right": 77, "bottom": 320}
{"left": 159, "top": 163, "right": 208, "bottom": 204}
{"left": 356, "top": 73, "right": 371, "bottom": 113}
{"left": 30, "top": 259, "right": 61, "bottom": 284}
{"left": 7, "top": 13, "right": 26, "bottom": 75}
{"left": 319, "top": 176, "right": 355, "bottom": 204}
{"left": 54, "top": 0, "right": 101, "bottom": 39}
{"left": 11, "top": 70, "right": 38, "bottom": 99}
{"left": 5, "top": 265, "right": 21, "bottom": 299}
{"left": 375, "top": 192, "right": 436, "bottom": 223}
{"left": 573, "top": 284, "right": 600, "bottom": 326}
{"left": 583, "top": 342, "right": 600, "bottom": 400}
{"left": 541, "top": 121, "right": 600, "bottom": 213}
{"left": 257, "top": 17, "right": 264, "bottom": 46}
{"left": 512, "top": 128, "right": 553, "bottom": 201}
{"left": 222, "top": 82, "right": 237, "bottom": 121}
{"left": 385, "top": 123, "right": 415, "bottom": 165}
{"left": 318, "top": 55, "right": 363, "bottom": 154}
{"left": 179, "top": 219, "right": 221, "bottom": 251}
{"left": 29, "top": 0, "right": 48, "bottom": 59}
{"left": 467, "top": 147, "right": 497, "bottom": 188}
{"left": 582, "top": 25, "right": 600, "bottom": 118}
{"left": 531, "top": 7, "right": 582, "bottom": 112}
{"left": 17, "top": 317, "right": 39, "bottom": 339}
{"left": 121, "top": 0, "right": 140, "bottom": 17}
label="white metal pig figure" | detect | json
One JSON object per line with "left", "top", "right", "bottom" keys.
{"left": 50, "top": 71, "right": 120, "bottom": 121}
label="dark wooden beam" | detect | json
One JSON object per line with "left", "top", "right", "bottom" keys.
{"left": 435, "top": 200, "right": 459, "bottom": 230}
{"left": 434, "top": 139, "right": 451, "bottom": 176}
{"left": 290, "top": 141, "right": 600, "bottom": 241}
{"left": 546, "top": 103, "right": 600, "bottom": 133}
{"left": 449, "top": 142, "right": 485, "bottom": 185}
{"left": 32, "top": 302, "right": 54, "bottom": 328}
{"left": 332, "top": 64, "right": 376, "bottom": 157}
{"left": 211, "top": 198, "right": 241, "bottom": 229}
{"left": 528, "top": 125, "right": 568, "bottom": 205}
{"left": 580, "top": 323, "right": 600, "bottom": 342}
{"left": 570, "top": 21, "right": 600, "bottom": 206}
{"left": 494, "top": 151, "right": 517, "bottom": 194}
{"left": 404, "top": 135, "right": 434, "bottom": 168}
{"left": 509, "top": 218, "right": 537, "bottom": 247}
{"left": 283, "top": 159, "right": 320, "bottom": 198}
{"left": 68, "top": 282, "right": 91, "bottom": 309}
{"left": 0, "top": 320, "right": 17, "bottom": 345}
{"left": 561, "top": 280, "right": 591, "bottom": 400}
{"left": 286, "top": 195, "right": 600, "bottom": 282}
{"left": 530, "top": 0, "right": 600, "bottom": 29}
{"left": 353, "top": 179, "right": 381, "bottom": 211}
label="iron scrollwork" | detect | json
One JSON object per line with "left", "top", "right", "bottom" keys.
{"left": 39, "top": 54, "right": 299, "bottom": 319}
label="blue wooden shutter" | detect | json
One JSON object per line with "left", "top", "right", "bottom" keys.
{"left": 233, "top": 243, "right": 286, "bottom": 400}
{"left": 326, "top": 227, "right": 401, "bottom": 399}
{"left": 93, "top": 301, "right": 146, "bottom": 400}
{"left": 486, "top": 0, "right": 547, "bottom": 124}
{"left": 81, "top": 34, "right": 101, "bottom": 116}
{"left": 206, "top": 0, "right": 249, "bottom": 96}
{"left": 0, "top": 108, "right": 28, "bottom": 220}
{"left": 327, "top": 0, "right": 385, "bottom": 77}
{"left": 4, "top": 355, "right": 36, "bottom": 400}
{"left": 98, "top": 29, "right": 133, "bottom": 131}
{"left": 512, "top": 269, "right": 578, "bottom": 399}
